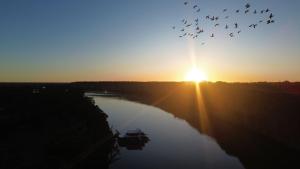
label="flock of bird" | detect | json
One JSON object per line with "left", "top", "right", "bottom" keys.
{"left": 172, "top": 1, "right": 276, "bottom": 45}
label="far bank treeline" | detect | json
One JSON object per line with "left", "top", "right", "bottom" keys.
{"left": 0, "top": 84, "right": 117, "bottom": 169}
{"left": 72, "top": 81, "right": 300, "bottom": 169}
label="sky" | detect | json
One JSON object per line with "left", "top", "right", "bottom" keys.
{"left": 0, "top": 0, "right": 300, "bottom": 82}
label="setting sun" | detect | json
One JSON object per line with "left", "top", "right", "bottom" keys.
{"left": 185, "top": 67, "right": 208, "bottom": 82}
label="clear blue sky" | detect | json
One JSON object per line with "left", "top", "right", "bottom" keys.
{"left": 0, "top": 0, "right": 299, "bottom": 82}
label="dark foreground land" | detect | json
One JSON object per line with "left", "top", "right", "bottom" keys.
{"left": 74, "top": 81, "right": 300, "bottom": 169}
{"left": 0, "top": 84, "right": 118, "bottom": 169}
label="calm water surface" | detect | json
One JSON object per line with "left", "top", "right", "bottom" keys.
{"left": 92, "top": 96, "right": 245, "bottom": 169}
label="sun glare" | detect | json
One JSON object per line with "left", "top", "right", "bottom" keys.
{"left": 185, "top": 67, "right": 208, "bottom": 82}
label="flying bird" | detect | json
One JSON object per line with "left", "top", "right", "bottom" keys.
{"left": 245, "top": 3, "right": 251, "bottom": 9}
{"left": 254, "top": 10, "right": 257, "bottom": 14}
{"left": 238, "top": 30, "right": 241, "bottom": 34}
{"left": 193, "top": 5, "right": 198, "bottom": 9}
{"left": 223, "top": 9, "right": 227, "bottom": 12}
{"left": 172, "top": 26, "right": 176, "bottom": 29}
{"left": 269, "top": 13, "right": 274, "bottom": 19}
{"left": 234, "top": 23, "right": 238, "bottom": 28}
{"left": 206, "top": 15, "right": 210, "bottom": 19}
{"left": 196, "top": 8, "right": 200, "bottom": 12}
{"left": 215, "top": 23, "right": 220, "bottom": 27}
{"left": 210, "top": 33, "right": 214, "bottom": 37}
{"left": 229, "top": 33, "right": 234, "bottom": 37}
{"left": 225, "top": 24, "right": 229, "bottom": 29}
{"left": 266, "top": 9, "right": 270, "bottom": 13}
{"left": 245, "top": 9, "right": 249, "bottom": 14}
{"left": 184, "top": 2, "right": 188, "bottom": 5}
{"left": 236, "top": 10, "right": 240, "bottom": 13}
{"left": 181, "top": 28, "right": 185, "bottom": 31}
{"left": 225, "top": 16, "right": 229, "bottom": 19}
{"left": 215, "top": 17, "right": 219, "bottom": 20}
{"left": 267, "top": 20, "right": 275, "bottom": 24}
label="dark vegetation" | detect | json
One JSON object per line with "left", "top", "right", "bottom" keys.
{"left": 0, "top": 83, "right": 118, "bottom": 169}
{"left": 73, "top": 81, "right": 300, "bottom": 169}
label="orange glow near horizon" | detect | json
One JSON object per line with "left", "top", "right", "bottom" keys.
{"left": 185, "top": 67, "right": 208, "bottom": 83}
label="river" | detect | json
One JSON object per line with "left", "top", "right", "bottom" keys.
{"left": 91, "top": 95, "right": 245, "bottom": 169}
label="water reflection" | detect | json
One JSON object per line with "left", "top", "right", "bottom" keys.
{"left": 92, "top": 96, "right": 245, "bottom": 169}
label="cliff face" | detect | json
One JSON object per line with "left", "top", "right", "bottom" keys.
{"left": 74, "top": 81, "right": 300, "bottom": 169}
{"left": 0, "top": 84, "right": 116, "bottom": 169}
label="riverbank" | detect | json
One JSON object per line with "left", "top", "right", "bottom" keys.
{"left": 0, "top": 84, "right": 117, "bottom": 169}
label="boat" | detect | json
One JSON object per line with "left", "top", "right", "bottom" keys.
{"left": 118, "top": 129, "right": 150, "bottom": 150}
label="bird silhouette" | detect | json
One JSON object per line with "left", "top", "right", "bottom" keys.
{"left": 210, "top": 33, "right": 214, "bottom": 37}
{"left": 229, "top": 33, "right": 234, "bottom": 37}
{"left": 236, "top": 10, "right": 240, "bottom": 13}
{"left": 215, "top": 23, "right": 220, "bottom": 27}
{"left": 206, "top": 15, "right": 210, "bottom": 19}
{"left": 172, "top": 26, "right": 176, "bottom": 29}
{"left": 269, "top": 13, "right": 274, "bottom": 19}
{"left": 234, "top": 23, "right": 238, "bottom": 28}
{"left": 267, "top": 20, "right": 275, "bottom": 24}
{"left": 225, "top": 16, "right": 229, "bottom": 19}
{"left": 196, "top": 8, "right": 200, "bottom": 12}
{"left": 225, "top": 24, "right": 229, "bottom": 29}
{"left": 195, "top": 18, "right": 199, "bottom": 22}
{"left": 193, "top": 5, "right": 198, "bottom": 9}
{"left": 261, "top": 10, "right": 264, "bottom": 14}
{"left": 238, "top": 30, "right": 241, "bottom": 34}
{"left": 266, "top": 9, "right": 270, "bottom": 13}
{"left": 245, "top": 3, "right": 251, "bottom": 9}
{"left": 245, "top": 9, "right": 249, "bottom": 14}
{"left": 215, "top": 17, "right": 219, "bottom": 21}
{"left": 186, "top": 24, "right": 192, "bottom": 27}
{"left": 223, "top": 9, "right": 227, "bottom": 12}
{"left": 254, "top": 10, "right": 257, "bottom": 14}
{"left": 181, "top": 28, "right": 185, "bottom": 31}
{"left": 184, "top": 2, "right": 188, "bottom": 5}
